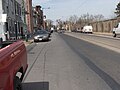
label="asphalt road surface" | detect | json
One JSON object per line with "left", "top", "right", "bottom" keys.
{"left": 65, "top": 32, "right": 120, "bottom": 53}
{"left": 23, "top": 32, "right": 120, "bottom": 90}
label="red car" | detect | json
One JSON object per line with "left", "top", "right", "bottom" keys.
{"left": 0, "top": 40, "right": 28, "bottom": 90}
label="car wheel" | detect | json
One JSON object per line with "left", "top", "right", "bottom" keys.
{"left": 14, "top": 76, "right": 22, "bottom": 90}
{"left": 34, "top": 39, "right": 37, "bottom": 42}
{"left": 113, "top": 33, "right": 116, "bottom": 37}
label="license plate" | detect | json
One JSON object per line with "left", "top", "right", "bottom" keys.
{"left": 39, "top": 38, "right": 42, "bottom": 41}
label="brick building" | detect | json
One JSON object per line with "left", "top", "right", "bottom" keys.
{"left": 26, "top": 0, "right": 33, "bottom": 35}
{"left": 33, "top": 5, "right": 44, "bottom": 30}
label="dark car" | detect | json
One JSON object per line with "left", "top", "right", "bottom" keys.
{"left": 34, "top": 30, "right": 50, "bottom": 42}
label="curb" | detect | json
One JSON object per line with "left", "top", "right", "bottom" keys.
{"left": 23, "top": 40, "right": 34, "bottom": 46}
{"left": 93, "top": 32, "right": 112, "bottom": 36}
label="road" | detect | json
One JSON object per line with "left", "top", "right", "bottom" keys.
{"left": 65, "top": 32, "right": 120, "bottom": 53}
{"left": 23, "top": 32, "right": 120, "bottom": 90}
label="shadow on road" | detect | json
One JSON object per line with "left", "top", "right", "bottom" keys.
{"left": 22, "top": 82, "right": 49, "bottom": 90}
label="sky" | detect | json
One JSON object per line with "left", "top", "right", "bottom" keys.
{"left": 32, "top": 0, "right": 120, "bottom": 22}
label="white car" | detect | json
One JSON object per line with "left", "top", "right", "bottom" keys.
{"left": 82, "top": 25, "right": 93, "bottom": 33}
{"left": 113, "top": 23, "right": 120, "bottom": 37}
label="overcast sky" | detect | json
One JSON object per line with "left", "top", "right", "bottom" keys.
{"left": 32, "top": 0, "right": 119, "bottom": 21}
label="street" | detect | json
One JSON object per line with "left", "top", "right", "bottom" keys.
{"left": 1, "top": 1, "right": 120, "bottom": 90}
{"left": 23, "top": 32, "right": 120, "bottom": 90}
{"left": 65, "top": 32, "right": 120, "bottom": 53}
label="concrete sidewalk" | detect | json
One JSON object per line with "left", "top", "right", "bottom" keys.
{"left": 93, "top": 32, "right": 112, "bottom": 36}
{"left": 23, "top": 39, "right": 34, "bottom": 46}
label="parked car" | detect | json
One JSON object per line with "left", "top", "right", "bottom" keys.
{"left": 58, "top": 29, "right": 65, "bottom": 33}
{"left": 46, "top": 29, "right": 53, "bottom": 36}
{"left": 34, "top": 30, "right": 50, "bottom": 42}
{"left": 113, "top": 23, "right": 120, "bottom": 37}
{"left": 82, "top": 25, "right": 93, "bottom": 33}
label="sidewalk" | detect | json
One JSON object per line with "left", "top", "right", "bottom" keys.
{"left": 65, "top": 31, "right": 113, "bottom": 36}
{"left": 65, "top": 32, "right": 120, "bottom": 54}
{"left": 93, "top": 32, "right": 113, "bottom": 36}
{"left": 23, "top": 39, "right": 33, "bottom": 46}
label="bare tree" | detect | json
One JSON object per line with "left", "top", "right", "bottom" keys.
{"left": 69, "top": 15, "right": 78, "bottom": 24}
{"left": 56, "top": 13, "right": 104, "bottom": 31}
{"left": 56, "top": 19, "right": 64, "bottom": 30}
{"left": 46, "top": 19, "right": 53, "bottom": 29}
{"left": 93, "top": 14, "right": 104, "bottom": 21}
{"left": 77, "top": 13, "right": 95, "bottom": 26}
{"left": 68, "top": 15, "right": 79, "bottom": 31}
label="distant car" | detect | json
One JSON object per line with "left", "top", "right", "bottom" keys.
{"left": 34, "top": 30, "right": 50, "bottom": 42}
{"left": 82, "top": 25, "right": 93, "bottom": 33}
{"left": 58, "top": 29, "right": 65, "bottom": 33}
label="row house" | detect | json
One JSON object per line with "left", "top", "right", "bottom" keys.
{"left": 16, "top": 0, "right": 27, "bottom": 38}
{"left": 32, "top": 7, "right": 38, "bottom": 30}
{"left": 0, "top": 0, "right": 27, "bottom": 41}
{"left": 26, "top": 0, "right": 33, "bottom": 35}
{"left": 32, "top": 5, "right": 44, "bottom": 31}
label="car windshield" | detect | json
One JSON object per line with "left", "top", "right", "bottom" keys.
{"left": 35, "top": 30, "right": 48, "bottom": 35}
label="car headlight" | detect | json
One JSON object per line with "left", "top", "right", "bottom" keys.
{"left": 34, "top": 36, "right": 38, "bottom": 39}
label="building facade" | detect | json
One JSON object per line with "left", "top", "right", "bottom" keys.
{"left": 32, "top": 5, "right": 44, "bottom": 31}
{"left": 26, "top": 0, "right": 33, "bottom": 35}
{"left": 0, "top": 0, "right": 27, "bottom": 41}
{"left": 16, "top": 0, "right": 27, "bottom": 38}
{"left": 32, "top": 7, "right": 37, "bottom": 31}
{"left": 0, "top": 0, "right": 15, "bottom": 41}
